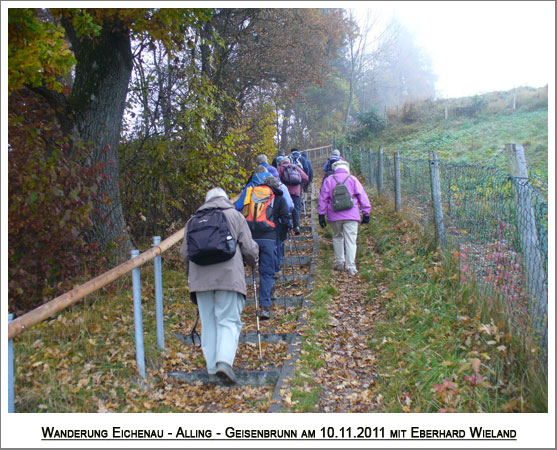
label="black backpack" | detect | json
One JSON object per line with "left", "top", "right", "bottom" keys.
{"left": 324, "top": 156, "right": 341, "bottom": 173}
{"left": 186, "top": 208, "right": 237, "bottom": 265}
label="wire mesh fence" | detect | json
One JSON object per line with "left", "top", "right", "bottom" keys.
{"left": 337, "top": 146, "right": 548, "bottom": 368}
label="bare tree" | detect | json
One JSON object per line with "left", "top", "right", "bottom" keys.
{"left": 342, "top": 9, "right": 397, "bottom": 131}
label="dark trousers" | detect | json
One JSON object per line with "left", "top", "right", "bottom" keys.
{"left": 291, "top": 194, "right": 301, "bottom": 229}
{"left": 255, "top": 239, "right": 276, "bottom": 308}
{"left": 275, "top": 236, "right": 286, "bottom": 273}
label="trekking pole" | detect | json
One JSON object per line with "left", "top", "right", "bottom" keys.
{"left": 292, "top": 230, "right": 303, "bottom": 266}
{"left": 287, "top": 230, "right": 296, "bottom": 287}
{"left": 252, "top": 267, "right": 263, "bottom": 363}
{"left": 281, "top": 241, "right": 287, "bottom": 314}
{"left": 190, "top": 309, "right": 201, "bottom": 346}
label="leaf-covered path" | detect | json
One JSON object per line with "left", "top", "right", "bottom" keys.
{"left": 312, "top": 269, "right": 380, "bottom": 412}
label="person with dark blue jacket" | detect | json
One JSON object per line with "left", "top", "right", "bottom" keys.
{"left": 271, "top": 149, "right": 286, "bottom": 168}
{"left": 290, "top": 148, "right": 313, "bottom": 185}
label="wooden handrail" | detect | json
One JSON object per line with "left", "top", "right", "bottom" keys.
{"left": 303, "top": 144, "right": 333, "bottom": 152}
{"left": 8, "top": 227, "right": 186, "bottom": 340}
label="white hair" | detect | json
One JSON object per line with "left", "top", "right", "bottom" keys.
{"left": 332, "top": 149, "right": 340, "bottom": 156}
{"left": 205, "top": 187, "right": 229, "bottom": 202}
{"left": 332, "top": 160, "right": 350, "bottom": 173}
{"left": 256, "top": 154, "right": 268, "bottom": 164}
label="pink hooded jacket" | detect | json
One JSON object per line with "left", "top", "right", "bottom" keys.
{"left": 318, "top": 167, "right": 371, "bottom": 222}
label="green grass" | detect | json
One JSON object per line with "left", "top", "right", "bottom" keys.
{"left": 362, "top": 108, "right": 548, "bottom": 180}
{"left": 357, "top": 196, "right": 547, "bottom": 412}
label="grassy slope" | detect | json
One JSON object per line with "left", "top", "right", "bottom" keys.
{"left": 366, "top": 108, "right": 548, "bottom": 180}
{"left": 357, "top": 197, "right": 546, "bottom": 412}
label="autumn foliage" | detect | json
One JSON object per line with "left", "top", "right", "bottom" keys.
{"left": 8, "top": 89, "right": 104, "bottom": 314}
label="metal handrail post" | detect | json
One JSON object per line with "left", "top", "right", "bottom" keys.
{"left": 153, "top": 236, "right": 165, "bottom": 350}
{"left": 8, "top": 313, "right": 14, "bottom": 412}
{"left": 131, "top": 250, "right": 146, "bottom": 378}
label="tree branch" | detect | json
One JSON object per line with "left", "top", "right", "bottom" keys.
{"left": 28, "top": 85, "right": 73, "bottom": 136}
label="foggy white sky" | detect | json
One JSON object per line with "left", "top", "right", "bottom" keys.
{"left": 356, "top": 1, "right": 555, "bottom": 98}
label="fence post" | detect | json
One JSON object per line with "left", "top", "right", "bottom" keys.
{"left": 394, "top": 152, "right": 401, "bottom": 211}
{"left": 447, "top": 169, "right": 452, "bottom": 216}
{"left": 429, "top": 152, "right": 447, "bottom": 248}
{"left": 445, "top": 98, "right": 449, "bottom": 120}
{"left": 506, "top": 143, "right": 547, "bottom": 345}
{"left": 8, "top": 313, "right": 14, "bottom": 413}
{"left": 153, "top": 236, "right": 165, "bottom": 351}
{"left": 368, "top": 149, "right": 374, "bottom": 188}
{"left": 131, "top": 250, "right": 146, "bottom": 379}
{"left": 377, "top": 147, "right": 384, "bottom": 195}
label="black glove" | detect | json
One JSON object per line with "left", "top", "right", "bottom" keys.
{"left": 362, "top": 215, "right": 370, "bottom": 224}
{"left": 319, "top": 214, "right": 327, "bottom": 228}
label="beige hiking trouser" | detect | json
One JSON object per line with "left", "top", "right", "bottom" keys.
{"left": 196, "top": 290, "right": 245, "bottom": 374}
{"left": 330, "top": 220, "right": 359, "bottom": 272}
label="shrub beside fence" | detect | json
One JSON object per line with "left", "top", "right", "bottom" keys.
{"left": 338, "top": 144, "right": 548, "bottom": 368}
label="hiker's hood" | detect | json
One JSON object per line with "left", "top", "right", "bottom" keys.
{"left": 251, "top": 172, "right": 272, "bottom": 186}
{"left": 197, "top": 196, "right": 234, "bottom": 211}
{"left": 332, "top": 160, "right": 350, "bottom": 173}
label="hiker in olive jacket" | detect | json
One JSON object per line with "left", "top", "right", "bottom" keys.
{"left": 180, "top": 187, "right": 259, "bottom": 384}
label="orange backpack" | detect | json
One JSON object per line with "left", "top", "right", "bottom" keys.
{"left": 242, "top": 185, "right": 276, "bottom": 234}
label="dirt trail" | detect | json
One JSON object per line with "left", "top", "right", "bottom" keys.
{"left": 313, "top": 265, "right": 381, "bottom": 412}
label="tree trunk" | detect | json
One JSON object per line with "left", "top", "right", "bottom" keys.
{"left": 280, "top": 107, "right": 290, "bottom": 150}
{"left": 64, "top": 18, "right": 134, "bottom": 259}
{"left": 342, "top": 37, "right": 355, "bottom": 133}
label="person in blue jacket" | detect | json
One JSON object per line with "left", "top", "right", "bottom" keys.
{"left": 234, "top": 166, "right": 289, "bottom": 319}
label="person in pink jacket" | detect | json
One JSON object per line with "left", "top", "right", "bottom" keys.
{"left": 318, "top": 160, "right": 371, "bottom": 275}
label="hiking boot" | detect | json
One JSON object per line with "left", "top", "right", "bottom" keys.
{"left": 259, "top": 306, "right": 273, "bottom": 320}
{"left": 216, "top": 362, "right": 238, "bottom": 385}
{"left": 207, "top": 373, "right": 219, "bottom": 384}
{"left": 294, "top": 226, "right": 301, "bottom": 235}
{"left": 347, "top": 267, "right": 358, "bottom": 276}
{"left": 333, "top": 262, "right": 344, "bottom": 271}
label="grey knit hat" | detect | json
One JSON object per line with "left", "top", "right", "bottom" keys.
{"left": 263, "top": 176, "right": 280, "bottom": 189}
{"left": 255, "top": 165, "right": 268, "bottom": 173}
